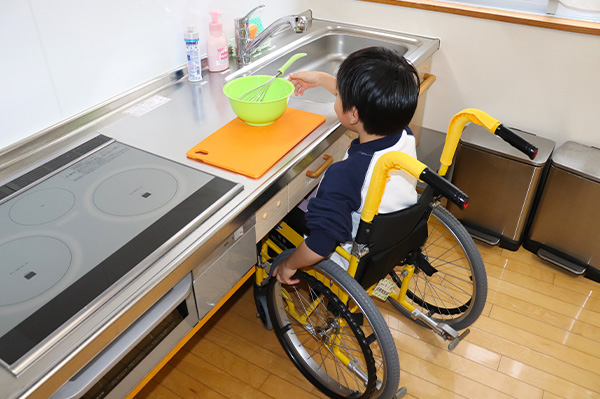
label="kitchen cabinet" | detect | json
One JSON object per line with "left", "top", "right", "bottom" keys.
{"left": 255, "top": 130, "right": 354, "bottom": 242}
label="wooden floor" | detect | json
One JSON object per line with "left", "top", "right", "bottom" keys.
{"left": 136, "top": 243, "right": 600, "bottom": 399}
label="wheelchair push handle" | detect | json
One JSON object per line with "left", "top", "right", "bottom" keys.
{"left": 439, "top": 108, "right": 539, "bottom": 175}
{"left": 419, "top": 168, "right": 469, "bottom": 210}
{"left": 495, "top": 124, "right": 538, "bottom": 160}
{"left": 361, "top": 152, "right": 469, "bottom": 225}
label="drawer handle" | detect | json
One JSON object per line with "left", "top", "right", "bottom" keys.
{"left": 306, "top": 154, "right": 333, "bottom": 178}
{"left": 419, "top": 73, "right": 436, "bottom": 94}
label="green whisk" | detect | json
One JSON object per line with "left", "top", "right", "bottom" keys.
{"left": 238, "top": 53, "right": 307, "bottom": 102}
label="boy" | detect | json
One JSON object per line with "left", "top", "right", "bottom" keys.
{"left": 273, "top": 46, "right": 421, "bottom": 285}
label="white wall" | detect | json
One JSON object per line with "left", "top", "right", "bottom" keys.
{"left": 0, "top": 0, "right": 305, "bottom": 151}
{"left": 2, "top": 0, "right": 598, "bottom": 152}
{"left": 308, "top": 0, "right": 600, "bottom": 148}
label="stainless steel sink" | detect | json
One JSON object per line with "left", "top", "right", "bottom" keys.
{"left": 226, "top": 18, "right": 440, "bottom": 104}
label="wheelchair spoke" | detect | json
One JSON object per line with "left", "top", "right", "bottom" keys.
{"left": 390, "top": 206, "right": 486, "bottom": 330}
{"left": 424, "top": 274, "right": 461, "bottom": 316}
{"left": 268, "top": 253, "right": 398, "bottom": 398}
{"left": 434, "top": 271, "right": 474, "bottom": 297}
{"left": 282, "top": 284, "right": 372, "bottom": 390}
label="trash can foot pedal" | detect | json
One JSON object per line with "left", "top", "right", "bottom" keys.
{"left": 464, "top": 225, "right": 500, "bottom": 246}
{"left": 538, "top": 248, "right": 586, "bottom": 275}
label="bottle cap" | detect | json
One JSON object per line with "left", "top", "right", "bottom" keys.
{"left": 209, "top": 10, "right": 222, "bottom": 34}
{"left": 184, "top": 26, "right": 199, "bottom": 41}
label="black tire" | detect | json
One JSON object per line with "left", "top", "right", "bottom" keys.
{"left": 389, "top": 205, "right": 487, "bottom": 331}
{"left": 268, "top": 249, "right": 400, "bottom": 399}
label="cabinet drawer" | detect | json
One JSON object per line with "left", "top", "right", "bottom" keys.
{"left": 288, "top": 153, "right": 331, "bottom": 210}
{"left": 255, "top": 186, "right": 288, "bottom": 242}
{"left": 288, "top": 131, "right": 354, "bottom": 209}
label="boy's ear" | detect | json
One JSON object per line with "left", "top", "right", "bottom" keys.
{"left": 348, "top": 106, "right": 360, "bottom": 125}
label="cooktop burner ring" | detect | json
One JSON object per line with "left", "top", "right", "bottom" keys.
{"left": 9, "top": 188, "right": 75, "bottom": 226}
{"left": 0, "top": 235, "right": 72, "bottom": 307}
{"left": 93, "top": 167, "right": 179, "bottom": 217}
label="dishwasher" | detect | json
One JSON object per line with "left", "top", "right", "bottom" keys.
{"left": 192, "top": 218, "right": 256, "bottom": 320}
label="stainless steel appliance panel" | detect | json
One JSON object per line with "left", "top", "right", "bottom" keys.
{"left": 193, "top": 219, "right": 256, "bottom": 319}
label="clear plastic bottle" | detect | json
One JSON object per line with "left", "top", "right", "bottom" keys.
{"left": 184, "top": 26, "right": 202, "bottom": 82}
{"left": 206, "top": 10, "right": 229, "bottom": 72}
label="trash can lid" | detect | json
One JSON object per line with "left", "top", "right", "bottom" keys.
{"left": 552, "top": 141, "right": 600, "bottom": 183}
{"left": 460, "top": 124, "right": 555, "bottom": 166}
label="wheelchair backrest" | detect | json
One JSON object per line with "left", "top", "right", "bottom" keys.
{"left": 354, "top": 186, "right": 434, "bottom": 289}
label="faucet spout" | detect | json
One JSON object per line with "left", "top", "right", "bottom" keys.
{"left": 245, "top": 16, "right": 308, "bottom": 55}
{"left": 235, "top": 9, "right": 308, "bottom": 67}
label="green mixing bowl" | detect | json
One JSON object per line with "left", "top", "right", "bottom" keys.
{"left": 223, "top": 75, "right": 295, "bottom": 126}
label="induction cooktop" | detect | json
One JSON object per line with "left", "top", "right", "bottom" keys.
{"left": 0, "top": 135, "right": 242, "bottom": 372}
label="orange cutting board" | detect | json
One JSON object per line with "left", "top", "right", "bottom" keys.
{"left": 187, "top": 108, "right": 326, "bottom": 179}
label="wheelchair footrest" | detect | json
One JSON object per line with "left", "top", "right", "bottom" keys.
{"left": 448, "top": 328, "right": 470, "bottom": 351}
{"left": 411, "top": 308, "right": 469, "bottom": 349}
{"left": 395, "top": 386, "right": 408, "bottom": 398}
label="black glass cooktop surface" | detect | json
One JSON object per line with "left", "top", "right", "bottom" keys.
{"left": 0, "top": 135, "right": 242, "bottom": 371}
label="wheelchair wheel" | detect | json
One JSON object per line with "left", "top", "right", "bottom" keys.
{"left": 267, "top": 250, "right": 400, "bottom": 399}
{"left": 389, "top": 205, "right": 487, "bottom": 331}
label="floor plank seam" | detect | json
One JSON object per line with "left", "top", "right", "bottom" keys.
{"left": 489, "top": 301, "right": 600, "bottom": 346}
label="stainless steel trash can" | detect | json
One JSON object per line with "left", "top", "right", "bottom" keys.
{"left": 524, "top": 141, "right": 600, "bottom": 279}
{"left": 447, "top": 124, "right": 555, "bottom": 250}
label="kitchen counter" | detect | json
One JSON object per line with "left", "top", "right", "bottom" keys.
{"left": 0, "top": 14, "right": 439, "bottom": 399}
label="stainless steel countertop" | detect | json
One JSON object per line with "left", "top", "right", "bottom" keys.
{"left": 0, "top": 14, "right": 439, "bottom": 398}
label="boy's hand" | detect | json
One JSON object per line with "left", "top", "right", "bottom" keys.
{"left": 272, "top": 258, "right": 301, "bottom": 285}
{"left": 272, "top": 242, "right": 324, "bottom": 285}
{"left": 288, "top": 72, "right": 321, "bottom": 96}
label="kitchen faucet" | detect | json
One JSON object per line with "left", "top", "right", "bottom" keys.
{"left": 234, "top": 5, "right": 308, "bottom": 66}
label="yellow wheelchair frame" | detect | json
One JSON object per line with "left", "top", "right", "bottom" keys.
{"left": 254, "top": 109, "right": 538, "bottom": 399}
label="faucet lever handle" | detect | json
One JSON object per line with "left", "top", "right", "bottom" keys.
{"left": 241, "top": 4, "right": 265, "bottom": 22}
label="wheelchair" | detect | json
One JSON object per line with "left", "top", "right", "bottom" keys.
{"left": 253, "top": 109, "right": 538, "bottom": 399}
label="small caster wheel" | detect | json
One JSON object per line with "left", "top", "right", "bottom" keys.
{"left": 253, "top": 283, "right": 272, "bottom": 330}
{"left": 395, "top": 386, "right": 408, "bottom": 398}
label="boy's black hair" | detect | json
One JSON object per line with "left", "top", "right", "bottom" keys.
{"left": 336, "top": 47, "right": 420, "bottom": 136}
